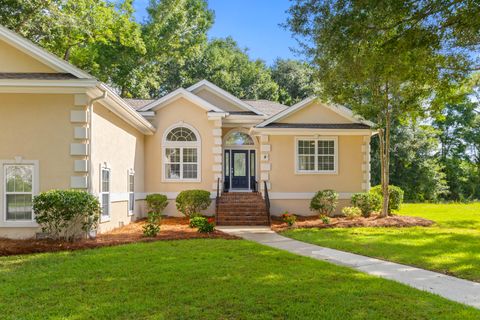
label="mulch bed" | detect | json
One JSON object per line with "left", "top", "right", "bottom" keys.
{"left": 0, "top": 217, "right": 238, "bottom": 257}
{"left": 271, "top": 214, "right": 434, "bottom": 232}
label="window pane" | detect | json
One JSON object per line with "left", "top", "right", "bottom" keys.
{"left": 166, "top": 164, "right": 180, "bottom": 179}
{"left": 129, "top": 193, "right": 135, "bottom": 212}
{"left": 102, "top": 194, "right": 109, "bottom": 216}
{"left": 183, "top": 164, "right": 197, "bottom": 179}
{"left": 225, "top": 152, "right": 230, "bottom": 177}
{"left": 234, "top": 153, "right": 246, "bottom": 176}
{"left": 183, "top": 148, "right": 197, "bottom": 163}
{"left": 166, "top": 127, "right": 197, "bottom": 141}
{"left": 6, "top": 165, "right": 33, "bottom": 192}
{"left": 129, "top": 174, "right": 134, "bottom": 192}
{"left": 225, "top": 132, "right": 254, "bottom": 146}
{"left": 298, "top": 140, "right": 315, "bottom": 155}
{"left": 250, "top": 152, "right": 255, "bottom": 177}
{"left": 165, "top": 148, "right": 180, "bottom": 162}
{"left": 6, "top": 194, "right": 33, "bottom": 221}
{"left": 298, "top": 155, "right": 315, "bottom": 171}
{"left": 101, "top": 170, "right": 110, "bottom": 192}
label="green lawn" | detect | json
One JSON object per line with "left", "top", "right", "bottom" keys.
{"left": 1, "top": 240, "right": 478, "bottom": 319}
{"left": 283, "top": 202, "right": 480, "bottom": 282}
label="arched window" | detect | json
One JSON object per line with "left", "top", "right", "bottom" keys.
{"left": 163, "top": 124, "right": 201, "bottom": 181}
{"left": 225, "top": 131, "right": 254, "bottom": 147}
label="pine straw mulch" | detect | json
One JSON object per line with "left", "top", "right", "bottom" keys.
{"left": 0, "top": 217, "right": 238, "bottom": 257}
{"left": 271, "top": 214, "right": 434, "bottom": 232}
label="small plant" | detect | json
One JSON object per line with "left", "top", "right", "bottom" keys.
{"left": 310, "top": 189, "right": 338, "bottom": 217}
{"left": 320, "top": 215, "right": 330, "bottom": 224}
{"left": 33, "top": 190, "right": 100, "bottom": 241}
{"left": 281, "top": 211, "right": 297, "bottom": 226}
{"left": 176, "top": 190, "right": 211, "bottom": 218}
{"left": 143, "top": 194, "right": 168, "bottom": 237}
{"left": 351, "top": 192, "right": 382, "bottom": 217}
{"left": 370, "top": 185, "right": 405, "bottom": 213}
{"left": 341, "top": 206, "right": 361, "bottom": 219}
{"left": 188, "top": 216, "right": 215, "bottom": 233}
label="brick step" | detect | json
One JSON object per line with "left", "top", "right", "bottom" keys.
{"left": 217, "top": 218, "right": 269, "bottom": 225}
{"left": 217, "top": 205, "right": 266, "bottom": 210}
{"left": 217, "top": 212, "right": 267, "bottom": 216}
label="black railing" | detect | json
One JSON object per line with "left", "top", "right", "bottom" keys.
{"left": 215, "top": 178, "right": 221, "bottom": 224}
{"left": 253, "top": 180, "right": 258, "bottom": 193}
{"left": 263, "top": 181, "right": 271, "bottom": 224}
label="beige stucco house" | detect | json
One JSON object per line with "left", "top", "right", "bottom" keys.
{"left": 0, "top": 25, "right": 374, "bottom": 239}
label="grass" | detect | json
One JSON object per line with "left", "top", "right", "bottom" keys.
{"left": 282, "top": 202, "right": 480, "bottom": 282}
{"left": 1, "top": 239, "right": 479, "bottom": 319}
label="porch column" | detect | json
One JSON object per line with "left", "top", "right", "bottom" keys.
{"left": 361, "top": 135, "right": 371, "bottom": 191}
{"left": 259, "top": 134, "right": 271, "bottom": 194}
{"left": 70, "top": 94, "right": 89, "bottom": 189}
{"left": 212, "top": 120, "right": 223, "bottom": 194}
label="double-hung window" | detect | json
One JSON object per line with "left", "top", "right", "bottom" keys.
{"left": 4, "top": 164, "right": 35, "bottom": 221}
{"left": 296, "top": 137, "right": 337, "bottom": 174}
{"left": 100, "top": 167, "right": 111, "bottom": 220}
{"left": 128, "top": 170, "right": 134, "bottom": 215}
{"left": 163, "top": 125, "right": 201, "bottom": 181}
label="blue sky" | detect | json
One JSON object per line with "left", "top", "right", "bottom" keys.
{"left": 132, "top": 0, "right": 301, "bottom": 65}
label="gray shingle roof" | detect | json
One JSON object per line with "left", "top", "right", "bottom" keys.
{"left": 243, "top": 99, "right": 288, "bottom": 116}
{"left": 264, "top": 123, "right": 371, "bottom": 129}
{"left": 0, "top": 72, "right": 77, "bottom": 80}
{"left": 124, "top": 99, "right": 155, "bottom": 110}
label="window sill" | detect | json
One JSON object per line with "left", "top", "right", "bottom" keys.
{"left": 100, "top": 216, "right": 111, "bottom": 223}
{"left": 295, "top": 171, "right": 338, "bottom": 175}
{"left": 0, "top": 221, "right": 39, "bottom": 228}
{"left": 162, "top": 179, "right": 202, "bottom": 183}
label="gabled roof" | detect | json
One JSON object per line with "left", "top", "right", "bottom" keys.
{"left": 256, "top": 96, "right": 375, "bottom": 128}
{"left": 124, "top": 98, "right": 155, "bottom": 110}
{"left": 187, "top": 80, "right": 265, "bottom": 115}
{"left": 243, "top": 99, "right": 288, "bottom": 116}
{"left": 138, "top": 88, "right": 226, "bottom": 113}
{"left": 0, "top": 25, "right": 94, "bottom": 79}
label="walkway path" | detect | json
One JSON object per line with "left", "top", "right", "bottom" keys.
{"left": 217, "top": 226, "right": 480, "bottom": 309}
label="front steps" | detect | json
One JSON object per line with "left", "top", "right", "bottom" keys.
{"left": 216, "top": 192, "right": 270, "bottom": 226}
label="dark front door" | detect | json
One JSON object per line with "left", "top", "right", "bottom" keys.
{"left": 231, "top": 150, "right": 249, "bottom": 189}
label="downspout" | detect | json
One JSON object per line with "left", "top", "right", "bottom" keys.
{"left": 87, "top": 89, "right": 107, "bottom": 194}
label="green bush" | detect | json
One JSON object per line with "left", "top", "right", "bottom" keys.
{"left": 321, "top": 215, "right": 331, "bottom": 224}
{"left": 370, "top": 185, "right": 405, "bottom": 213}
{"left": 341, "top": 206, "right": 361, "bottom": 219}
{"left": 176, "top": 190, "right": 211, "bottom": 218}
{"left": 281, "top": 211, "right": 297, "bottom": 226}
{"left": 146, "top": 194, "right": 168, "bottom": 215}
{"left": 33, "top": 189, "right": 100, "bottom": 241}
{"left": 143, "top": 194, "right": 167, "bottom": 237}
{"left": 310, "top": 189, "right": 338, "bottom": 217}
{"left": 188, "top": 216, "right": 215, "bottom": 233}
{"left": 351, "top": 192, "right": 382, "bottom": 217}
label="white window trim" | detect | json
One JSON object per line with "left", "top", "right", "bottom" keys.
{"left": 100, "top": 165, "right": 111, "bottom": 222}
{"left": 128, "top": 169, "right": 135, "bottom": 216}
{"left": 294, "top": 136, "right": 338, "bottom": 175}
{"left": 161, "top": 122, "right": 202, "bottom": 182}
{"left": 0, "top": 158, "right": 39, "bottom": 227}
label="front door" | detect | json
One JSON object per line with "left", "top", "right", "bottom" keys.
{"left": 231, "top": 150, "right": 249, "bottom": 189}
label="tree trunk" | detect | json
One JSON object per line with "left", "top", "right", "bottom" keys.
{"left": 383, "top": 109, "right": 391, "bottom": 216}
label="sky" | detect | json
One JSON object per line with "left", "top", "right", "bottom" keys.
{"left": 132, "top": 0, "right": 301, "bottom": 65}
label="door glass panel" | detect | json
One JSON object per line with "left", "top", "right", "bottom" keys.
{"left": 225, "top": 152, "right": 230, "bottom": 176}
{"left": 250, "top": 152, "right": 255, "bottom": 176}
{"left": 234, "top": 152, "right": 246, "bottom": 176}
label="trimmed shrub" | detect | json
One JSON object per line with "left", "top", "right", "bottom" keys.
{"left": 143, "top": 194, "right": 168, "bottom": 237}
{"left": 176, "top": 190, "right": 211, "bottom": 218}
{"left": 33, "top": 189, "right": 100, "bottom": 241}
{"left": 342, "top": 206, "right": 361, "bottom": 219}
{"left": 351, "top": 192, "right": 382, "bottom": 217}
{"left": 321, "top": 215, "right": 331, "bottom": 225}
{"left": 370, "top": 185, "right": 405, "bottom": 213}
{"left": 189, "top": 216, "right": 215, "bottom": 233}
{"left": 310, "top": 189, "right": 338, "bottom": 217}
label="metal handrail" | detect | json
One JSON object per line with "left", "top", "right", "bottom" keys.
{"left": 263, "top": 181, "right": 271, "bottom": 224}
{"left": 215, "top": 178, "right": 221, "bottom": 224}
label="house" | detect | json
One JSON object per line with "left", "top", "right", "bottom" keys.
{"left": 0, "top": 25, "right": 374, "bottom": 239}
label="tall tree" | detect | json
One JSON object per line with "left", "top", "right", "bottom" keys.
{"left": 270, "top": 58, "right": 315, "bottom": 105}
{"left": 287, "top": 0, "right": 472, "bottom": 215}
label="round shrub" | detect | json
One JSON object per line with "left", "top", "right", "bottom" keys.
{"left": 143, "top": 194, "right": 168, "bottom": 237}
{"left": 351, "top": 192, "right": 382, "bottom": 217}
{"left": 176, "top": 190, "right": 211, "bottom": 218}
{"left": 189, "top": 216, "right": 206, "bottom": 228}
{"left": 341, "top": 206, "right": 361, "bottom": 219}
{"left": 189, "top": 216, "right": 215, "bottom": 233}
{"left": 146, "top": 194, "right": 168, "bottom": 215}
{"left": 33, "top": 189, "right": 100, "bottom": 241}
{"left": 370, "top": 185, "right": 405, "bottom": 213}
{"left": 310, "top": 189, "right": 338, "bottom": 217}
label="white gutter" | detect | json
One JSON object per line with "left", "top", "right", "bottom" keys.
{"left": 87, "top": 89, "right": 107, "bottom": 194}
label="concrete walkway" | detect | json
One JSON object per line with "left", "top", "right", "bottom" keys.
{"left": 217, "top": 226, "right": 480, "bottom": 309}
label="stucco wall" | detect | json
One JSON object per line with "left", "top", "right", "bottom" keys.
{"left": 144, "top": 97, "right": 217, "bottom": 215}
{"left": 0, "top": 93, "right": 75, "bottom": 238}
{"left": 91, "top": 102, "right": 146, "bottom": 232}
{"left": 0, "top": 40, "right": 57, "bottom": 73}
{"left": 279, "top": 102, "right": 351, "bottom": 124}
{"left": 194, "top": 89, "right": 244, "bottom": 112}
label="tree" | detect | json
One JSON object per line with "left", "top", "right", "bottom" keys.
{"left": 270, "top": 58, "right": 315, "bottom": 105}
{"left": 187, "top": 37, "right": 280, "bottom": 101}
{"left": 287, "top": 0, "right": 472, "bottom": 215}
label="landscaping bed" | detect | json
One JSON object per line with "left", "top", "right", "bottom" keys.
{"left": 0, "top": 217, "right": 237, "bottom": 256}
{"left": 272, "top": 214, "right": 434, "bottom": 232}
